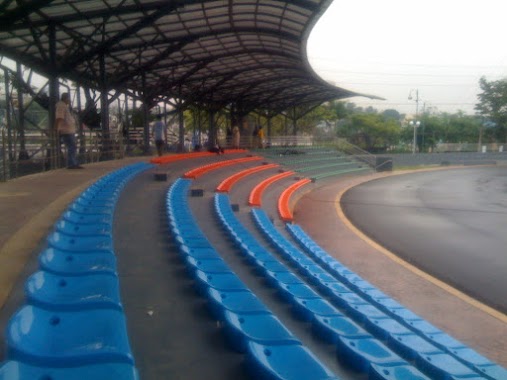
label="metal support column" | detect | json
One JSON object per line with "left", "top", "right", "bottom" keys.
{"left": 99, "top": 54, "right": 110, "bottom": 159}
{"left": 48, "top": 23, "right": 59, "bottom": 170}
{"left": 163, "top": 102, "right": 168, "bottom": 147}
{"left": 267, "top": 116, "right": 272, "bottom": 147}
{"left": 209, "top": 109, "right": 215, "bottom": 148}
{"left": 178, "top": 102, "right": 184, "bottom": 152}
{"left": 292, "top": 107, "right": 297, "bottom": 136}
{"left": 125, "top": 94, "right": 130, "bottom": 152}
{"left": 4, "top": 69, "right": 13, "bottom": 162}
{"left": 142, "top": 74, "right": 150, "bottom": 155}
{"left": 76, "top": 85, "right": 86, "bottom": 157}
{"left": 16, "top": 62, "right": 28, "bottom": 160}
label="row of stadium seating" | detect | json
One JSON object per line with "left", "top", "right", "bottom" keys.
{"left": 0, "top": 162, "right": 152, "bottom": 380}
{"left": 251, "top": 207, "right": 505, "bottom": 379}
{"left": 167, "top": 178, "right": 339, "bottom": 380}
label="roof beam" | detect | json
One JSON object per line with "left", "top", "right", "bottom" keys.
{"left": 61, "top": 2, "right": 188, "bottom": 71}
{"left": 0, "top": 0, "right": 55, "bottom": 29}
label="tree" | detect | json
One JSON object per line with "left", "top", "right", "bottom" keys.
{"left": 382, "top": 109, "right": 402, "bottom": 121}
{"left": 339, "top": 113, "right": 401, "bottom": 153}
{"left": 475, "top": 76, "right": 507, "bottom": 142}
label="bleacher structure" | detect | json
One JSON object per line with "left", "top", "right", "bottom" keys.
{"left": 1, "top": 148, "right": 506, "bottom": 380}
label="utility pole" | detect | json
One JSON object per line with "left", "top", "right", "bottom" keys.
{"left": 409, "top": 89, "right": 420, "bottom": 154}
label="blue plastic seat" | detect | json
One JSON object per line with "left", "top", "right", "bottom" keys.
{"left": 38, "top": 248, "right": 117, "bottom": 276}
{"left": 369, "top": 363, "right": 430, "bottom": 380}
{"left": 406, "top": 319, "right": 442, "bottom": 336}
{"left": 175, "top": 236, "right": 210, "bottom": 248}
{"left": 319, "top": 281, "right": 352, "bottom": 297}
{"left": 25, "top": 271, "right": 122, "bottom": 311}
{"left": 329, "top": 292, "right": 369, "bottom": 311}
{"left": 205, "top": 288, "right": 268, "bottom": 320}
{"left": 292, "top": 297, "right": 340, "bottom": 322}
{"left": 194, "top": 270, "right": 248, "bottom": 295}
{"left": 179, "top": 245, "right": 219, "bottom": 259}
{"left": 424, "top": 332, "right": 467, "bottom": 351}
{"left": 336, "top": 336, "right": 406, "bottom": 373}
{"left": 389, "top": 307, "right": 423, "bottom": 324}
{"left": 307, "top": 272, "right": 340, "bottom": 286}
{"left": 415, "top": 352, "right": 483, "bottom": 379}
{"left": 298, "top": 264, "right": 327, "bottom": 279}
{"left": 373, "top": 297, "right": 405, "bottom": 312}
{"left": 244, "top": 341, "right": 339, "bottom": 380}
{"left": 342, "top": 275, "right": 376, "bottom": 292}
{"left": 387, "top": 333, "right": 441, "bottom": 361}
{"left": 74, "top": 194, "right": 116, "bottom": 206}
{"left": 61, "top": 210, "right": 112, "bottom": 225}
{"left": 223, "top": 310, "right": 299, "bottom": 353}
{"left": 245, "top": 252, "right": 278, "bottom": 266}
{"left": 55, "top": 219, "right": 111, "bottom": 236}
{"left": 6, "top": 305, "right": 134, "bottom": 366}
{"left": 47, "top": 232, "right": 113, "bottom": 253}
{"left": 287, "top": 254, "right": 314, "bottom": 268}
{"left": 78, "top": 189, "right": 120, "bottom": 202}
{"left": 312, "top": 315, "right": 370, "bottom": 344}
{"left": 347, "top": 304, "right": 390, "bottom": 324}
{"left": 276, "top": 283, "right": 320, "bottom": 303}
{"left": 0, "top": 360, "right": 139, "bottom": 380}
{"left": 185, "top": 257, "right": 232, "bottom": 274}
{"left": 255, "top": 260, "right": 289, "bottom": 274}
{"left": 68, "top": 203, "right": 114, "bottom": 215}
{"left": 172, "top": 225, "right": 204, "bottom": 238}
{"left": 362, "top": 288, "right": 391, "bottom": 301}
{"left": 449, "top": 347, "right": 503, "bottom": 372}
{"left": 367, "top": 317, "right": 413, "bottom": 341}
{"left": 264, "top": 270, "right": 304, "bottom": 287}
{"left": 474, "top": 363, "right": 507, "bottom": 379}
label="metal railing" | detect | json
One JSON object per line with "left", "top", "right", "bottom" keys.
{"left": 0, "top": 129, "right": 138, "bottom": 181}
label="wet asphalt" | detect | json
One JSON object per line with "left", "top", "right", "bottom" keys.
{"left": 341, "top": 167, "right": 507, "bottom": 314}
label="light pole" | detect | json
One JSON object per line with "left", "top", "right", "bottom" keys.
{"left": 408, "top": 89, "right": 420, "bottom": 115}
{"left": 409, "top": 120, "right": 420, "bottom": 154}
{"left": 408, "top": 89, "right": 420, "bottom": 154}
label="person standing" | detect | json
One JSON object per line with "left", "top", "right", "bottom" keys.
{"left": 232, "top": 125, "right": 240, "bottom": 149}
{"left": 55, "top": 92, "right": 83, "bottom": 169}
{"left": 152, "top": 114, "right": 167, "bottom": 156}
{"left": 257, "top": 125, "right": 265, "bottom": 148}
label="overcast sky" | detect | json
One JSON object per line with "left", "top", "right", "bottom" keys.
{"left": 307, "top": 0, "right": 507, "bottom": 115}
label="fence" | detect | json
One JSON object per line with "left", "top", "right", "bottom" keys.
{"left": 0, "top": 129, "right": 131, "bottom": 181}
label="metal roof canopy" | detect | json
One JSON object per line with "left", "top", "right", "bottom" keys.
{"left": 0, "top": 0, "right": 376, "bottom": 115}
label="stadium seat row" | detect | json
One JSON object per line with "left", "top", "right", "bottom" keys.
{"left": 215, "top": 193, "right": 435, "bottom": 379}
{"left": 166, "top": 178, "right": 339, "bottom": 380}
{"left": 284, "top": 221, "right": 507, "bottom": 380}
{"left": 0, "top": 163, "right": 151, "bottom": 380}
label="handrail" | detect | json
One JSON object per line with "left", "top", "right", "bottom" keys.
{"left": 277, "top": 178, "right": 312, "bottom": 223}
{"left": 183, "top": 156, "right": 262, "bottom": 179}
{"left": 294, "top": 161, "right": 356, "bottom": 173}
{"left": 215, "top": 163, "right": 279, "bottom": 193}
{"left": 248, "top": 171, "right": 295, "bottom": 207}
{"left": 335, "top": 138, "right": 377, "bottom": 168}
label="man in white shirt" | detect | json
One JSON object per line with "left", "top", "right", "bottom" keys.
{"left": 152, "top": 114, "right": 167, "bottom": 156}
{"left": 55, "top": 92, "right": 83, "bottom": 169}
